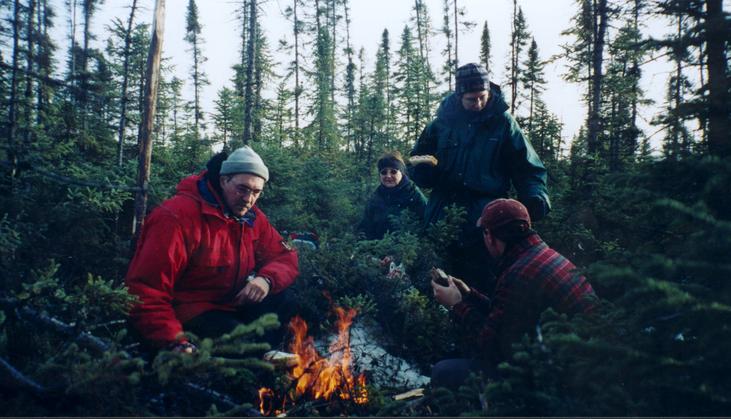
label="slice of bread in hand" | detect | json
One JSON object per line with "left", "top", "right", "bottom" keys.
{"left": 408, "top": 154, "right": 438, "bottom": 166}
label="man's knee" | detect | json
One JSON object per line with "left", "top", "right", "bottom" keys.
{"left": 431, "top": 358, "right": 481, "bottom": 390}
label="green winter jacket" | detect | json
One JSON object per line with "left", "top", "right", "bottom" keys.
{"left": 410, "top": 83, "right": 549, "bottom": 247}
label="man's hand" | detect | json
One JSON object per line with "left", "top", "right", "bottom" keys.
{"left": 235, "top": 276, "right": 271, "bottom": 305}
{"left": 408, "top": 154, "right": 438, "bottom": 167}
{"left": 450, "top": 276, "right": 471, "bottom": 295}
{"left": 431, "top": 276, "right": 464, "bottom": 308}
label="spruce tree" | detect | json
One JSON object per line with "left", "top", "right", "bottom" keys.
{"left": 586, "top": 0, "right": 608, "bottom": 156}
{"left": 212, "top": 86, "right": 237, "bottom": 151}
{"left": 281, "top": 0, "right": 305, "bottom": 148}
{"left": 602, "top": 1, "right": 647, "bottom": 170}
{"left": 34, "top": 0, "right": 57, "bottom": 128}
{"left": 241, "top": 0, "right": 256, "bottom": 144}
{"left": 184, "top": 0, "right": 208, "bottom": 142}
{"left": 520, "top": 38, "right": 546, "bottom": 138}
{"left": 505, "top": 2, "right": 530, "bottom": 114}
{"left": 651, "top": 1, "right": 698, "bottom": 160}
{"left": 341, "top": 0, "right": 356, "bottom": 151}
{"left": 410, "top": 0, "right": 436, "bottom": 125}
{"left": 112, "top": 0, "right": 138, "bottom": 166}
{"left": 393, "top": 25, "right": 422, "bottom": 146}
{"left": 440, "top": 0, "right": 454, "bottom": 91}
{"left": 309, "top": 0, "right": 337, "bottom": 151}
{"left": 479, "top": 20, "right": 492, "bottom": 77}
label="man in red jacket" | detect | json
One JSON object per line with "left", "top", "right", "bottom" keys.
{"left": 126, "top": 146, "right": 299, "bottom": 353}
{"left": 430, "top": 198, "right": 597, "bottom": 388}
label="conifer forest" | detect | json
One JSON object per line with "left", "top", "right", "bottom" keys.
{"left": 0, "top": 0, "right": 730, "bottom": 416}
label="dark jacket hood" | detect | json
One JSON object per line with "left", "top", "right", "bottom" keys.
{"left": 436, "top": 82, "right": 508, "bottom": 124}
{"left": 176, "top": 173, "right": 205, "bottom": 201}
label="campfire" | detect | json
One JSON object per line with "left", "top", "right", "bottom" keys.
{"left": 258, "top": 306, "right": 369, "bottom": 416}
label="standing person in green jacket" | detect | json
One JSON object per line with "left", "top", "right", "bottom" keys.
{"left": 358, "top": 151, "right": 427, "bottom": 240}
{"left": 409, "top": 63, "right": 550, "bottom": 293}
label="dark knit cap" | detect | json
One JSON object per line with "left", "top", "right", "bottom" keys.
{"left": 455, "top": 63, "right": 490, "bottom": 95}
{"left": 377, "top": 152, "right": 407, "bottom": 174}
{"left": 477, "top": 198, "right": 532, "bottom": 231}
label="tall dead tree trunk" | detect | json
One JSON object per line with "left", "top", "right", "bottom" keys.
{"left": 705, "top": 0, "right": 729, "bottom": 157}
{"left": 133, "top": 0, "right": 166, "bottom": 239}
{"left": 242, "top": 0, "right": 257, "bottom": 144}
{"left": 117, "top": 0, "right": 139, "bottom": 167}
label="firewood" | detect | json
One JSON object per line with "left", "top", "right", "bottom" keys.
{"left": 392, "top": 387, "right": 424, "bottom": 401}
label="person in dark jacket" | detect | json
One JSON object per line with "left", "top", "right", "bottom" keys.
{"left": 358, "top": 151, "right": 427, "bottom": 240}
{"left": 410, "top": 63, "right": 550, "bottom": 293}
{"left": 126, "top": 146, "right": 299, "bottom": 353}
{"left": 430, "top": 199, "right": 597, "bottom": 389}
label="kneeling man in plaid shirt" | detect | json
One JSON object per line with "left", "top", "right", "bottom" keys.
{"left": 430, "top": 198, "right": 598, "bottom": 389}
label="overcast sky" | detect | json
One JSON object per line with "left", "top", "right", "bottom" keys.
{"left": 52, "top": 0, "right": 689, "bottom": 153}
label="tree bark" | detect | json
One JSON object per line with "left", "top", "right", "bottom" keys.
{"left": 133, "top": 0, "right": 166, "bottom": 239}
{"left": 705, "top": 0, "right": 729, "bottom": 157}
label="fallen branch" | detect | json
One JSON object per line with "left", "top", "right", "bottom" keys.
{"left": 14, "top": 306, "right": 110, "bottom": 353}
{"left": 1, "top": 297, "right": 252, "bottom": 413}
{"left": 0, "top": 356, "right": 46, "bottom": 395}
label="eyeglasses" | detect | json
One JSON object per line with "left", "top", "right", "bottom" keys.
{"left": 379, "top": 168, "right": 400, "bottom": 176}
{"left": 232, "top": 184, "right": 263, "bottom": 198}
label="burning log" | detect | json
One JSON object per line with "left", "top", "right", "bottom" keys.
{"left": 289, "top": 307, "right": 368, "bottom": 404}
{"left": 257, "top": 307, "right": 369, "bottom": 416}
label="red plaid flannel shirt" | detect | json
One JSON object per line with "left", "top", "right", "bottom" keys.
{"left": 452, "top": 233, "right": 597, "bottom": 363}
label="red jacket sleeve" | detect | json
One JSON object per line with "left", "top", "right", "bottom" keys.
{"left": 125, "top": 209, "right": 192, "bottom": 347}
{"left": 254, "top": 212, "right": 299, "bottom": 294}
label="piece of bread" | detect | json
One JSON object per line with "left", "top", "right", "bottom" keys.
{"left": 263, "top": 350, "right": 298, "bottom": 368}
{"left": 430, "top": 267, "right": 449, "bottom": 286}
{"left": 408, "top": 154, "right": 438, "bottom": 166}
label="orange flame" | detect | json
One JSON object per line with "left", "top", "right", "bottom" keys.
{"left": 259, "top": 387, "right": 287, "bottom": 416}
{"left": 258, "top": 387, "right": 273, "bottom": 416}
{"left": 287, "top": 307, "right": 368, "bottom": 405}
